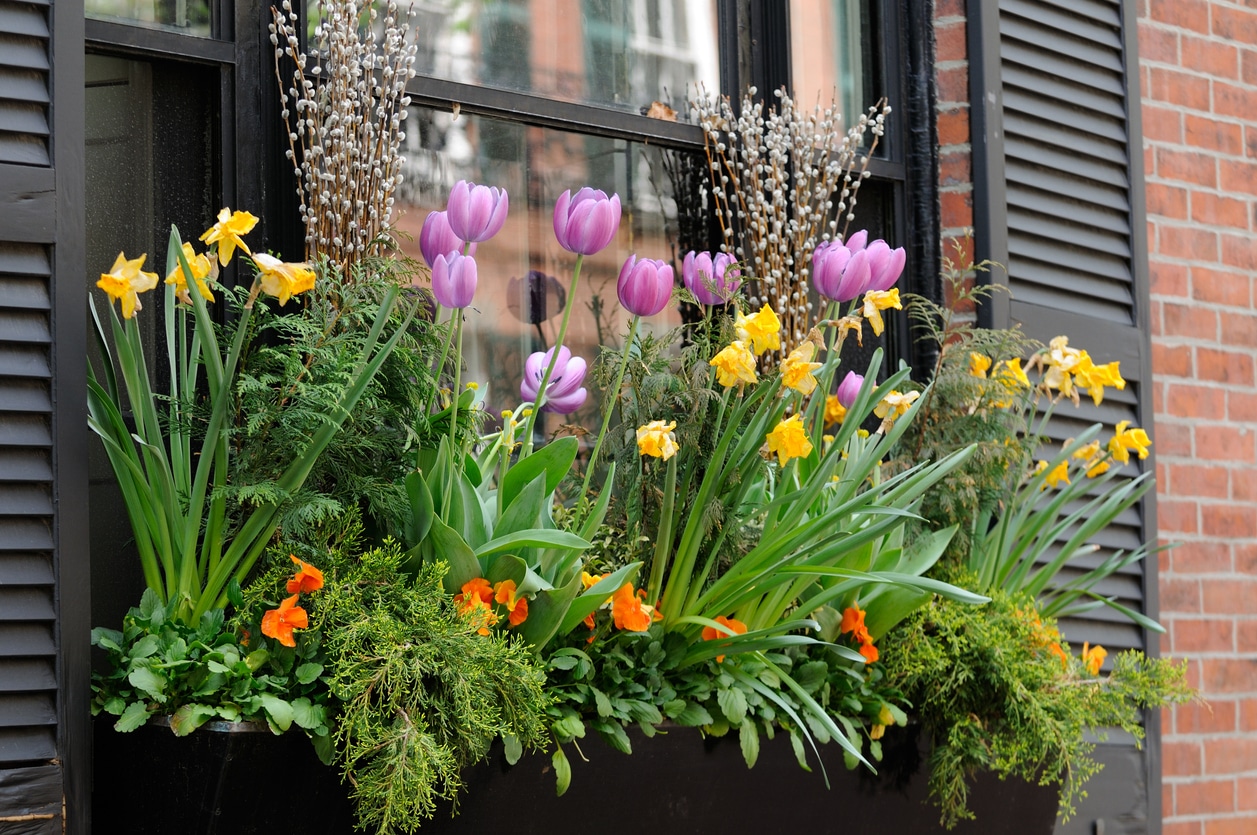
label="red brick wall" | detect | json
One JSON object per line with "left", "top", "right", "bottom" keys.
{"left": 1141, "top": 1, "right": 1257, "bottom": 832}
{"left": 935, "top": 0, "right": 974, "bottom": 269}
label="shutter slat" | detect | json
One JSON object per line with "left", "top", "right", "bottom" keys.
{"left": 0, "top": 345, "right": 49, "bottom": 378}
{"left": 0, "top": 415, "right": 50, "bottom": 448}
{"left": 0, "top": 243, "right": 51, "bottom": 276}
{"left": 0, "top": 36, "right": 48, "bottom": 72}
{"left": 0, "top": 311, "right": 50, "bottom": 343}
{"left": 0, "top": 590, "right": 53, "bottom": 622}
{"left": 0, "top": 660, "right": 55, "bottom": 691}
{"left": 0, "top": 518, "right": 50, "bottom": 550}
{"left": 1006, "top": 160, "right": 1128, "bottom": 213}
{"left": 0, "top": 449, "right": 50, "bottom": 482}
{"left": 1007, "top": 184, "right": 1130, "bottom": 237}
{"left": 0, "top": 485, "right": 51, "bottom": 515}
{"left": 0, "top": 554, "right": 51, "bottom": 585}
{"left": 0, "top": 2, "right": 49, "bottom": 38}
{"left": 0, "top": 133, "right": 49, "bottom": 166}
{"left": 1004, "top": 111, "right": 1128, "bottom": 167}
{"left": 1007, "top": 0, "right": 1121, "bottom": 40}
{"left": 0, "top": 624, "right": 53, "bottom": 656}
{"left": 1002, "top": 64, "right": 1126, "bottom": 121}
{"left": 1005, "top": 135, "right": 1130, "bottom": 190}
{"left": 0, "top": 380, "right": 49, "bottom": 413}
{"left": 0, "top": 726, "right": 56, "bottom": 763}
{"left": 0, "top": 277, "right": 50, "bottom": 309}
{"left": 0, "top": 694, "right": 54, "bottom": 727}
{"left": 0, "top": 101, "right": 46, "bottom": 136}
{"left": 1004, "top": 88, "right": 1127, "bottom": 146}
{"left": 1001, "top": 12, "right": 1122, "bottom": 73}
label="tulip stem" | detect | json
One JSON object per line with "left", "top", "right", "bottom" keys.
{"left": 445, "top": 311, "right": 465, "bottom": 514}
{"left": 522, "top": 254, "right": 583, "bottom": 455}
{"left": 580, "top": 315, "right": 640, "bottom": 499}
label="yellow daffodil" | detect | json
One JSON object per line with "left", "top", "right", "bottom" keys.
{"left": 200, "top": 207, "right": 258, "bottom": 266}
{"left": 1042, "top": 336, "right": 1084, "bottom": 399}
{"left": 861, "top": 288, "right": 901, "bottom": 337}
{"left": 164, "top": 242, "right": 215, "bottom": 305}
{"left": 1072, "top": 355, "right": 1125, "bottom": 406}
{"left": 824, "top": 395, "right": 847, "bottom": 426}
{"left": 734, "top": 305, "right": 782, "bottom": 356}
{"left": 709, "top": 340, "right": 758, "bottom": 387}
{"left": 780, "top": 342, "right": 823, "bottom": 395}
{"left": 836, "top": 315, "right": 863, "bottom": 346}
{"left": 969, "top": 352, "right": 992, "bottom": 378}
{"left": 1036, "top": 459, "right": 1070, "bottom": 489}
{"left": 97, "top": 252, "right": 159, "bottom": 320}
{"left": 1081, "top": 642, "right": 1107, "bottom": 675}
{"left": 873, "top": 389, "right": 919, "bottom": 421}
{"left": 765, "top": 413, "right": 814, "bottom": 466}
{"left": 637, "top": 419, "right": 680, "bottom": 461}
{"left": 994, "top": 357, "right": 1030, "bottom": 390}
{"left": 1108, "top": 421, "right": 1151, "bottom": 464}
{"left": 252, "top": 253, "right": 316, "bottom": 306}
{"left": 1071, "top": 439, "right": 1110, "bottom": 478}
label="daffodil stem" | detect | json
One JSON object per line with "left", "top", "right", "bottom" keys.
{"left": 522, "top": 254, "right": 584, "bottom": 456}
{"left": 646, "top": 451, "right": 678, "bottom": 607}
{"left": 580, "top": 315, "right": 640, "bottom": 499}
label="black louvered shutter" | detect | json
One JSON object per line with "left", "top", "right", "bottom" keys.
{"left": 0, "top": 0, "right": 87, "bottom": 831}
{"left": 968, "top": 1, "right": 1159, "bottom": 833}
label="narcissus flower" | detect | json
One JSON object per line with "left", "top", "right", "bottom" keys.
{"left": 766, "top": 414, "right": 814, "bottom": 466}
{"left": 637, "top": 420, "right": 680, "bottom": 461}
{"left": 200, "top": 207, "right": 258, "bottom": 266}
{"left": 165, "top": 243, "right": 214, "bottom": 305}
{"left": 780, "top": 342, "right": 823, "bottom": 395}
{"left": 1073, "top": 355, "right": 1125, "bottom": 406}
{"left": 252, "top": 253, "right": 316, "bottom": 306}
{"left": 970, "top": 352, "right": 992, "bottom": 378}
{"left": 873, "top": 389, "right": 919, "bottom": 421}
{"left": 554, "top": 187, "right": 621, "bottom": 255}
{"left": 1036, "top": 459, "right": 1071, "bottom": 489}
{"left": 286, "top": 555, "right": 324, "bottom": 594}
{"left": 446, "top": 180, "right": 509, "bottom": 243}
{"left": 1042, "top": 335, "right": 1085, "bottom": 399}
{"left": 734, "top": 305, "right": 782, "bottom": 356}
{"left": 709, "top": 341, "right": 758, "bottom": 387}
{"left": 261, "top": 594, "right": 309, "bottom": 648}
{"left": 701, "top": 615, "right": 747, "bottom": 663}
{"left": 97, "top": 252, "right": 159, "bottom": 319}
{"left": 1081, "top": 642, "right": 1107, "bottom": 676}
{"left": 682, "top": 251, "right": 741, "bottom": 305}
{"left": 861, "top": 289, "right": 902, "bottom": 337}
{"left": 1071, "top": 440, "right": 1110, "bottom": 478}
{"left": 824, "top": 395, "right": 847, "bottom": 426}
{"left": 1108, "top": 421, "right": 1151, "bottom": 464}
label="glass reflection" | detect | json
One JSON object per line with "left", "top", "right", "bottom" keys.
{"left": 789, "top": 0, "right": 872, "bottom": 133}
{"left": 406, "top": 0, "right": 719, "bottom": 115}
{"left": 395, "top": 107, "right": 708, "bottom": 438}
{"left": 87, "top": 0, "right": 214, "bottom": 36}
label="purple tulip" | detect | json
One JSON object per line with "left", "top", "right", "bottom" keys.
{"left": 813, "top": 241, "right": 871, "bottom": 302}
{"left": 845, "top": 229, "right": 869, "bottom": 253}
{"left": 520, "top": 346, "right": 588, "bottom": 413}
{"left": 836, "top": 371, "right": 865, "bottom": 409}
{"left": 430, "top": 252, "right": 478, "bottom": 309}
{"left": 617, "top": 255, "right": 674, "bottom": 317}
{"left": 446, "top": 180, "right": 509, "bottom": 243}
{"left": 553, "top": 188, "right": 621, "bottom": 255}
{"left": 864, "top": 240, "right": 907, "bottom": 293}
{"left": 682, "top": 251, "right": 741, "bottom": 305}
{"left": 419, "top": 211, "right": 476, "bottom": 268}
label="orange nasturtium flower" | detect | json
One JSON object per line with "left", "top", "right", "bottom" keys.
{"left": 97, "top": 252, "right": 159, "bottom": 320}
{"left": 840, "top": 606, "right": 872, "bottom": 645}
{"left": 1081, "top": 642, "right": 1107, "bottom": 676}
{"left": 611, "top": 584, "right": 653, "bottom": 632}
{"left": 765, "top": 414, "right": 814, "bottom": 466}
{"left": 860, "top": 288, "right": 901, "bottom": 337}
{"left": 734, "top": 305, "right": 782, "bottom": 356}
{"left": 1048, "top": 642, "right": 1069, "bottom": 669}
{"left": 709, "top": 340, "right": 758, "bottom": 387}
{"left": 200, "top": 207, "right": 258, "bottom": 266}
{"left": 286, "top": 555, "right": 325, "bottom": 594}
{"left": 252, "top": 253, "right": 316, "bottom": 306}
{"left": 454, "top": 577, "right": 498, "bottom": 635}
{"left": 261, "top": 594, "right": 309, "bottom": 648}
{"left": 701, "top": 615, "right": 748, "bottom": 663}
{"left": 165, "top": 242, "right": 215, "bottom": 305}
{"left": 493, "top": 579, "right": 529, "bottom": 628}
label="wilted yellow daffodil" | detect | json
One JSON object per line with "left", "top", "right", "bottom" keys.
{"left": 836, "top": 315, "right": 863, "bottom": 346}
{"left": 1108, "top": 420, "right": 1151, "bottom": 464}
{"left": 735, "top": 305, "right": 782, "bottom": 356}
{"left": 200, "top": 207, "right": 259, "bottom": 266}
{"left": 765, "top": 413, "right": 813, "bottom": 466}
{"left": 97, "top": 252, "right": 159, "bottom": 320}
{"left": 873, "top": 389, "right": 919, "bottom": 422}
{"left": 1072, "top": 355, "right": 1125, "bottom": 406}
{"left": 1042, "top": 336, "right": 1084, "bottom": 399}
{"left": 780, "top": 342, "right": 823, "bottom": 395}
{"left": 824, "top": 395, "right": 847, "bottom": 426}
{"left": 861, "top": 289, "right": 901, "bottom": 337}
{"left": 252, "top": 253, "right": 316, "bottom": 306}
{"left": 637, "top": 419, "right": 680, "bottom": 461}
{"left": 709, "top": 340, "right": 758, "bottom": 387}
{"left": 165, "top": 242, "right": 215, "bottom": 305}
{"left": 969, "top": 352, "right": 992, "bottom": 378}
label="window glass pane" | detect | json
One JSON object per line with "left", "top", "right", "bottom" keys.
{"left": 789, "top": 0, "right": 873, "bottom": 132}
{"left": 408, "top": 0, "right": 720, "bottom": 116}
{"left": 395, "top": 107, "right": 706, "bottom": 435}
{"left": 87, "top": 0, "right": 214, "bottom": 37}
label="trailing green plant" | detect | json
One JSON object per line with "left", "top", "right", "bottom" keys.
{"left": 882, "top": 588, "right": 1192, "bottom": 828}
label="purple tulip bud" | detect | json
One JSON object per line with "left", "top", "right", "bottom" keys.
{"left": 813, "top": 241, "right": 871, "bottom": 302}
{"left": 419, "top": 211, "right": 476, "bottom": 268}
{"left": 430, "top": 252, "right": 478, "bottom": 309}
{"left": 836, "top": 371, "right": 865, "bottom": 409}
{"left": 617, "top": 255, "right": 674, "bottom": 317}
{"left": 682, "top": 251, "right": 742, "bottom": 305}
{"left": 845, "top": 229, "right": 869, "bottom": 252}
{"left": 553, "top": 187, "right": 621, "bottom": 255}
{"left": 864, "top": 240, "right": 906, "bottom": 293}
{"left": 446, "top": 180, "right": 509, "bottom": 243}
{"left": 520, "top": 345, "right": 588, "bottom": 413}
